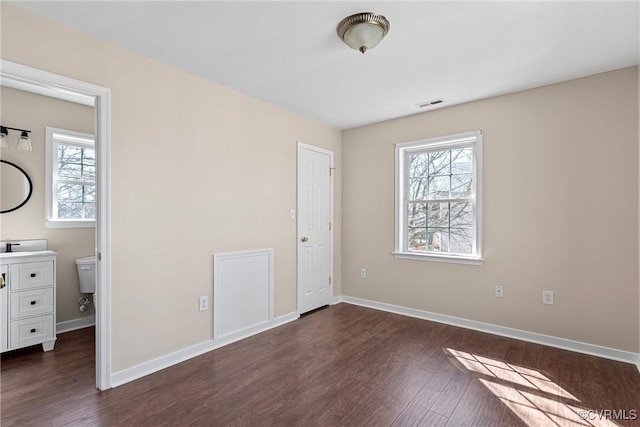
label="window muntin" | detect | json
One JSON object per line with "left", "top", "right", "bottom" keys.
{"left": 46, "top": 127, "right": 96, "bottom": 227}
{"left": 395, "top": 131, "right": 482, "bottom": 263}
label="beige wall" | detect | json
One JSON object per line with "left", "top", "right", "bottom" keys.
{"left": 2, "top": 3, "right": 636, "bottom": 375}
{"left": 0, "top": 87, "right": 95, "bottom": 323}
{"left": 1, "top": 4, "right": 342, "bottom": 371}
{"left": 343, "top": 67, "right": 639, "bottom": 352}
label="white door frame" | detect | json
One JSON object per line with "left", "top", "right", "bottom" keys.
{"left": 296, "top": 142, "right": 334, "bottom": 312}
{"left": 1, "top": 59, "right": 112, "bottom": 390}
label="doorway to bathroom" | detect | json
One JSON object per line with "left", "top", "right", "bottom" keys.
{"left": 0, "top": 60, "right": 112, "bottom": 390}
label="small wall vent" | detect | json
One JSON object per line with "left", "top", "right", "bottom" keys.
{"left": 417, "top": 99, "right": 444, "bottom": 108}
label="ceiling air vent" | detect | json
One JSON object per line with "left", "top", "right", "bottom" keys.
{"left": 417, "top": 99, "right": 444, "bottom": 108}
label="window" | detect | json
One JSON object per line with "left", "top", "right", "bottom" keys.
{"left": 45, "top": 127, "right": 96, "bottom": 228}
{"left": 394, "top": 131, "right": 482, "bottom": 264}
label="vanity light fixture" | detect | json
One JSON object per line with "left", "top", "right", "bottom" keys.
{"left": 0, "top": 125, "right": 32, "bottom": 151}
{"left": 16, "top": 131, "right": 32, "bottom": 152}
{"left": 337, "top": 12, "right": 390, "bottom": 54}
{"left": 0, "top": 126, "right": 8, "bottom": 149}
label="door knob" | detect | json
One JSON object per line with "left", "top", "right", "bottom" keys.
{"left": 300, "top": 236, "right": 309, "bottom": 243}
{"left": 0, "top": 276, "right": 5, "bottom": 289}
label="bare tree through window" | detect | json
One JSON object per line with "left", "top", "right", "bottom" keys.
{"left": 393, "top": 127, "right": 485, "bottom": 264}
{"left": 47, "top": 127, "right": 96, "bottom": 223}
{"left": 407, "top": 147, "right": 474, "bottom": 254}
{"left": 56, "top": 144, "right": 95, "bottom": 220}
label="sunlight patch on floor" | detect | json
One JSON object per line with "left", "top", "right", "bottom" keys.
{"left": 447, "top": 348, "right": 620, "bottom": 427}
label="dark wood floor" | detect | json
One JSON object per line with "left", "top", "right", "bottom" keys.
{"left": 2, "top": 304, "right": 639, "bottom": 426}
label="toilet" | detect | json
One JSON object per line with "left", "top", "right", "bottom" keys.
{"left": 75, "top": 256, "right": 96, "bottom": 294}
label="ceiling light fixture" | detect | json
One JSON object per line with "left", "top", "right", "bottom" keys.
{"left": 337, "top": 12, "right": 390, "bottom": 54}
{"left": 1, "top": 125, "right": 32, "bottom": 151}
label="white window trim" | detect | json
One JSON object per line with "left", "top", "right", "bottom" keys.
{"left": 394, "top": 130, "right": 483, "bottom": 265}
{"left": 45, "top": 127, "right": 96, "bottom": 228}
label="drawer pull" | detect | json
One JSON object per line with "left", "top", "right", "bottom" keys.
{"left": 30, "top": 328, "right": 36, "bottom": 333}
{"left": 30, "top": 273, "right": 36, "bottom": 278}
{"left": 30, "top": 300, "right": 36, "bottom": 305}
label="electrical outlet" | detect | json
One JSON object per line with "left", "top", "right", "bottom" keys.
{"left": 495, "top": 285, "right": 504, "bottom": 298}
{"left": 360, "top": 268, "right": 366, "bottom": 278}
{"left": 543, "top": 290, "right": 554, "bottom": 305}
{"left": 199, "top": 296, "right": 209, "bottom": 311}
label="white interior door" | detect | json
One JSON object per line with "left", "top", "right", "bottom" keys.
{"left": 297, "top": 143, "right": 333, "bottom": 314}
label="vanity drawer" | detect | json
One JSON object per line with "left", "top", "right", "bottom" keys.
{"left": 10, "top": 288, "right": 54, "bottom": 320}
{"left": 10, "top": 314, "right": 54, "bottom": 349}
{"left": 10, "top": 262, "right": 54, "bottom": 290}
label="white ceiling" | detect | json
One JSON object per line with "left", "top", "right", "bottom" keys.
{"left": 12, "top": 1, "right": 640, "bottom": 130}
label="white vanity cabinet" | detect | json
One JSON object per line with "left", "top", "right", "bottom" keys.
{"left": 0, "top": 251, "right": 57, "bottom": 352}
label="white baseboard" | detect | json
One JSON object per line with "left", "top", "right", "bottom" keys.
{"left": 110, "top": 311, "right": 299, "bottom": 388}
{"left": 215, "top": 311, "right": 298, "bottom": 346}
{"left": 56, "top": 316, "right": 95, "bottom": 334}
{"left": 339, "top": 295, "right": 640, "bottom": 367}
{"left": 109, "top": 297, "right": 640, "bottom": 388}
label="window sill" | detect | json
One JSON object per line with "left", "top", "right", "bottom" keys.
{"left": 392, "top": 251, "right": 483, "bottom": 265}
{"left": 46, "top": 220, "right": 95, "bottom": 229}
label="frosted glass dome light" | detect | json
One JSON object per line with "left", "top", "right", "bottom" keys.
{"left": 337, "top": 12, "right": 390, "bottom": 54}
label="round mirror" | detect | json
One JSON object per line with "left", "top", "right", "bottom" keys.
{"left": 1, "top": 160, "right": 33, "bottom": 213}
